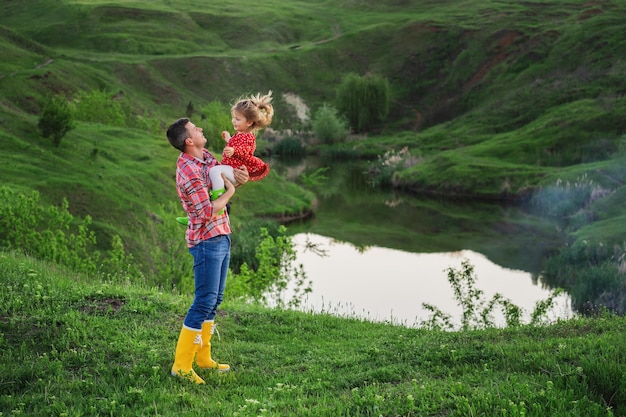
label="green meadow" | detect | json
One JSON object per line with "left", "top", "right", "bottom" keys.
{"left": 1, "top": 0, "right": 625, "bottom": 415}
{"left": 2, "top": 252, "right": 625, "bottom": 416}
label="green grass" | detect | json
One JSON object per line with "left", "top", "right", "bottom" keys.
{"left": 1, "top": 251, "right": 625, "bottom": 416}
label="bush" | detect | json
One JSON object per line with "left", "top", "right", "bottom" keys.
{"left": 311, "top": 103, "right": 349, "bottom": 144}
{"left": 336, "top": 72, "right": 390, "bottom": 132}
{"left": 71, "top": 89, "right": 160, "bottom": 133}
{"left": 422, "top": 259, "right": 563, "bottom": 330}
{"left": 38, "top": 95, "right": 74, "bottom": 147}
{"left": 0, "top": 186, "right": 97, "bottom": 274}
{"left": 72, "top": 90, "right": 125, "bottom": 126}
{"left": 0, "top": 186, "right": 141, "bottom": 280}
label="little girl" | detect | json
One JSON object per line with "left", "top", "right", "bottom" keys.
{"left": 209, "top": 91, "right": 273, "bottom": 206}
{"left": 176, "top": 92, "right": 273, "bottom": 224}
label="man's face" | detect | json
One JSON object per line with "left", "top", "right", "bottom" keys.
{"left": 185, "top": 121, "right": 207, "bottom": 149}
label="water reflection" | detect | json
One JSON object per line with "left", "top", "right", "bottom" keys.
{"left": 270, "top": 156, "right": 574, "bottom": 327}
{"left": 277, "top": 233, "right": 573, "bottom": 328}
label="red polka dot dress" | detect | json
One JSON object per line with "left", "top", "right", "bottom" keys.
{"left": 220, "top": 131, "right": 270, "bottom": 181}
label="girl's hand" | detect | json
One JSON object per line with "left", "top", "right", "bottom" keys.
{"left": 222, "top": 131, "right": 231, "bottom": 141}
{"left": 223, "top": 146, "right": 235, "bottom": 157}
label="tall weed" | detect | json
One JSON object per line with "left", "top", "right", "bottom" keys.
{"left": 368, "top": 147, "right": 421, "bottom": 187}
{"left": 422, "top": 259, "right": 563, "bottom": 331}
{"left": 529, "top": 174, "right": 611, "bottom": 222}
{"left": 227, "top": 226, "right": 311, "bottom": 308}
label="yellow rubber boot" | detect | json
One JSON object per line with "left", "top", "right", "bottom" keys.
{"left": 171, "top": 326, "right": 205, "bottom": 384}
{"left": 196, "top": 320, "right": 230, "bottom": 372}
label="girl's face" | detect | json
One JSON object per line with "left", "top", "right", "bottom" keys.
{"left": 231, "top": 111, "right": 253, "bottom": 133}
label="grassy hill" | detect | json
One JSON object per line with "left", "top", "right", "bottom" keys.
{"left": 2, "top": 0, "right": 625, "bottom": 193}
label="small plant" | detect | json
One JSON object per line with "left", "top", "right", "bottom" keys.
{"left": 38, "top": 95, "right": 74, "bottom": 147}
{"left": 0, "top": 186, "right": 139, "bottom": 280}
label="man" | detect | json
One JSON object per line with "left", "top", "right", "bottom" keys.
{"left": 166, "top": 118, "right": 249, "bottom": 384}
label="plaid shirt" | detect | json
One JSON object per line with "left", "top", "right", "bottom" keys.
{"left": 176, "top": 149, "right": 231, "bottom": 248}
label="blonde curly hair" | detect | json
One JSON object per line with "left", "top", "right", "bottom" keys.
{"left": 231, "top": 91, "right": 274, "bottom": 132}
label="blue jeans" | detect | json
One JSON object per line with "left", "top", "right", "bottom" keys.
{"left": 183, "top": 234, "right": 231, "bottom": 330}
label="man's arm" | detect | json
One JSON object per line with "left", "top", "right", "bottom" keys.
{"left": 211, "top": 176, "right": 236, "bottom": 214}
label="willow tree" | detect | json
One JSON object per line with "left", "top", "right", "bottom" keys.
{"left": 335, "top": 72, "right": 390, "bottom": 132}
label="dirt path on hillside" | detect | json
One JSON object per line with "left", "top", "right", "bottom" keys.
{"left": 0, "top": 58, "right": 54, "bottom": 79}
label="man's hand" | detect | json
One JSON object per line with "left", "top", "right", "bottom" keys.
{"left": 233, "top": 166, "right": 249, "bottom": 186}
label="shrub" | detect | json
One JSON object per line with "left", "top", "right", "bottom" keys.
{"left": 542, "top": 240, "right": 626, "bottom": 315}
{"left": 230, "top": 219, "right": 283, "bottom": 274}
{"left": 311, "top": 103, "right": 349, "bottom": 144}
{"left": 38, "top": 95, "right": 74, "bottom": 147}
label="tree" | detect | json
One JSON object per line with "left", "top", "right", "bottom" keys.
{"left": 38, "top": 95, "right": 74, "bottom": 147}
{"left": 185, "top": 101, "right": 195, "bottom": 118}
{"left": 336, "top": 72, "right": 390, "bottom": 132}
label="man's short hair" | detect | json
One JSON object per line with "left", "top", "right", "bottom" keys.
{"left": 166, "top": 118, "right": 189, "bottom": 152}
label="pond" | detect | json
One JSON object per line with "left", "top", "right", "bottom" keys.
{"left": 269, "top": 156, "right": 575, "bottom": 328}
